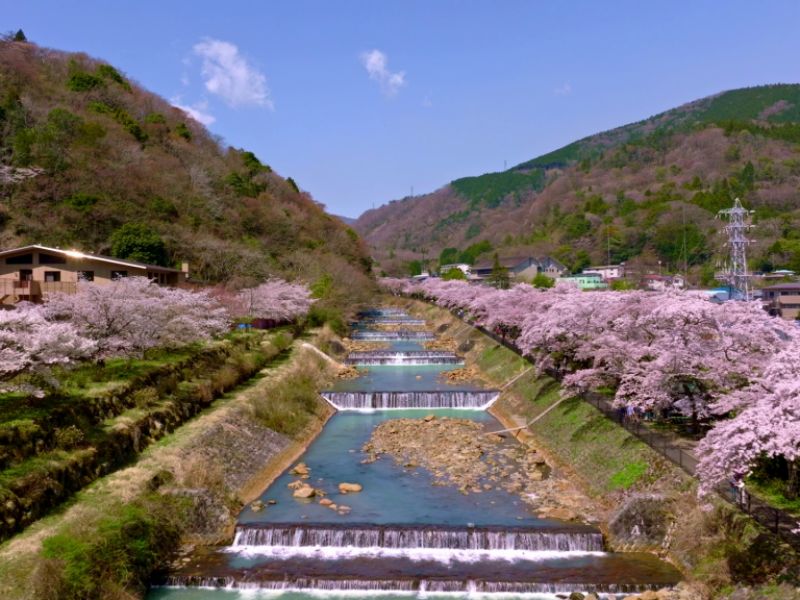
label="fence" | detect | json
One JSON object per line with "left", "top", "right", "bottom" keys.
{"left": 444, "top": 306, "right": 800, "bottom": 550}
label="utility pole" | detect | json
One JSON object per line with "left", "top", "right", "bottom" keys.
{"left": 716, "top": 198, "right": 754, "bottom": 300}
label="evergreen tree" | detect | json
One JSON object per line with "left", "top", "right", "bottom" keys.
{"left": 488, "top": 253, "right": 510, "bottom": 289}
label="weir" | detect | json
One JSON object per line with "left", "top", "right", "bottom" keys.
{"left": 345, "top": 350, "right": 462, "bottom": 365}
{"left": 232, "top": 522, "right": 604, "bottom": 551}
{"left": 352, "top": 330, "right": 435, "bottom": 340}
{"left": 321, "top": 390, "right": 499, "bottom": 410}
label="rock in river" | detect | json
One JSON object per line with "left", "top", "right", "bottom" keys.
{"left": 338, "top": 482, "right": 363, "bottom": 494}
{"left": 293, "top": 485, "right": 316, "bottom": 499}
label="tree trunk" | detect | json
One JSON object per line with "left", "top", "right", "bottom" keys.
{"left": 786, "top": 459, "right": 799, "bottom": 500}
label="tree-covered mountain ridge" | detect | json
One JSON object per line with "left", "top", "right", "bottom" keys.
{"left": 356, "top": 84, "right": 800, "bottom": 280}
{"left": 0, "top": 37, "right": 372, "bottom": 295}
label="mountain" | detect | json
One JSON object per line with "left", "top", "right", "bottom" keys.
{"left": 0, "top": 38, "right": 373, "bottom": 305}
{"left": 355, "top": 84, "right": 800, "bottom": 281}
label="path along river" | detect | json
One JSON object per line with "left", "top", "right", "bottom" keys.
{"left": 148, "top": 308, "right": 680, "bottom": 600}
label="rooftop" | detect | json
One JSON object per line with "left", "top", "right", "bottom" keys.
{"left": 0, "top": 244, "right": 182, "bottom": 273}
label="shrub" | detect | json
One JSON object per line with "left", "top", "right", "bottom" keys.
{"left": 37, "top": 495, "right": 188, "bottom": 599}
{"left": 87, "top": 101, "right": 147, "bottom": 143}
{"left": 144, "top": 113, "right": 166, "bottom": 125}
{"left": 95, "top": 65, "right": 131, "bottom": 91}
{"left": 109, "top": 222, "right": 168, "bottom": 266}
{"left": 174, "top": 122, "right": 191, "bottom": 141}
{"left": 66, "top": 72, "right": 104, "bottom": 92}
{"left": 54, "top": 426, "right": 84, "bottom": 449}
{"left": 131, "top": 387, "right": 159, "bottom": 409}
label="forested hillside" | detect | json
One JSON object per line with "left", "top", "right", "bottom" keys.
{"left": 0, "top": 37, "right": 373, "bottom": 301}
{"left": 356, "top": 84, "right": 800, "bottom": 281}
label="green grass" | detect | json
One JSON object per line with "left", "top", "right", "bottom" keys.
{"left": 476, "top": 344, "right": 528, "bottom": 384}
{"left": 746, "top": 476, "right": 800, "bottom": 517}
{"left": 514, "top": 376, "right": 670, "bottom": 494}
{"left": 609, "top": 460, "right": 649, "bottom": 490}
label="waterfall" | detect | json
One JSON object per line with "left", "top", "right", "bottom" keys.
{"left": 352, "top": 331, "right": 435, "bottom": 340}
{"left": 321, "top": 390, "right": 499, "bottom": 410}
{"left": 232, "top": 523, "right": 604, "bottom": 552}
{"left": 346, "top": 351, "right": 462, "bottom": 366}
{"left": 358, "top": 308, "right": 408, "bottom": 318}
{"left": 161, "top": 576, "right": 660, "bottom": 594}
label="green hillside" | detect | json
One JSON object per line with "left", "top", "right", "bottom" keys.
{"left": 356, "top": 84, "right": 800, "bottom": 279}
{"left": 0, "top": 38, "right": 373, "bottom": 307}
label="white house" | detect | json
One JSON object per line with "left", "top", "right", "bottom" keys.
{"left": 583, "top": 264, "right": 625, "bottom": 280}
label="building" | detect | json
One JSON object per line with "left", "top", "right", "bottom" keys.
{"left": 762, "top": 282, "right": 800, "bottom": 320}
{"left": 559, "top": 272, "right": 608, "bottom": 290}
{"left": 470, "top": 256, "right": 567, "bottom": 282}
{"left": 642, "top": 274, "right": 685, "bottom": 291}
{"left": 0, "top": 244, "right": 186, "bottom": 306}
{"left": 470, "top": 256, "right": 541, "bottom": 282}
{"left": 537, "top": 256, "right": 568, "bottom": 278}
{"left": 583, "top": 264, "right": 625, "bottom": 280}
{"left": 439, "top": 263, "right": 471, "bottom": 277}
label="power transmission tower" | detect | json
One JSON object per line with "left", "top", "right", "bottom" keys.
{"left": 716, "top": 198, "right": 754, "bottom": 300}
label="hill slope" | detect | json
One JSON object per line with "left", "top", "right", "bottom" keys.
{"left": 0, "top": 38, "right": 373, "bottom": 301}
{"left": 356, "top": 84, "right": 800, "bottom": 280}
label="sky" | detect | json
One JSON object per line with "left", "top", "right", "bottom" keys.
{"left": 4, "top": 1, "right": 800, "bottom": 217}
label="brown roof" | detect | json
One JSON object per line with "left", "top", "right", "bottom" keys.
{"left": 0, "top": 245, "right": 182, "bottom": 273}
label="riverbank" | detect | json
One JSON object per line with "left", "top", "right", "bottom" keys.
{"left": 393, "top": 296, "right": 800, "bottom": 598}
{"left": 0, "top": 331, "right": 338, "bottom": 600}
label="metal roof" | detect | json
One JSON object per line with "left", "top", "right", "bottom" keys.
{"left": 0, "top": 244, "right": 182, "bottom": 273}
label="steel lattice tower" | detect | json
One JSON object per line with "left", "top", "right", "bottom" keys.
{"left": 716, "top": 198, "right": 753, "bottom": 300}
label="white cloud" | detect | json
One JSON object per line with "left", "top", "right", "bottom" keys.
{"left": 554, "top": 83, "right": 572, "bottom": 96}
{"left": 360, "top": 49, "right": 406, "bottom": 97}
{"left": 171, "top": 97, "right": 216, "bottom": 126}
{"left": 193, "top": 38, "right": 273, "bottom": 109}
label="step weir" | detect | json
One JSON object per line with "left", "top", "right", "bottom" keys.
{"left": 320, "top": 390, "right": 499, "bottom": 410}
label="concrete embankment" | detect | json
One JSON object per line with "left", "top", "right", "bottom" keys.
{"left": 0, "top": 332, "right": 337, "bottom": 600}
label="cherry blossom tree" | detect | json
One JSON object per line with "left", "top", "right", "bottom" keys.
{"left": 697, "top": 339, "right": 800, "bottom": 496}
{"left": 0, "top": 303, "right": 95, "bottom": 383}
{"left": 236, "top": 279, "right": 314, "bottom": 322}
{"left": 44, "top": 277, "right": 230, "bottom": 358}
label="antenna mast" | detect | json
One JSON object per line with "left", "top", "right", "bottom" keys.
{"left": 716, "top": 198, "right": 754, "bottom": 300}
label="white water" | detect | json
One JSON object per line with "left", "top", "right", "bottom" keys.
{"left": 320, "top": 391, "right": 499, "bottom": 410}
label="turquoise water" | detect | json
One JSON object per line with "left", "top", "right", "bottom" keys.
{"left": 327, "top": 365, "right": 482, "bottom": 393}
{"left": 238, "top": 409, "right": 551, "bottom": 527}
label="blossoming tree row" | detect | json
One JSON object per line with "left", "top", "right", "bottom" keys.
{"left": 382, "top": 277, "right": 798, "bottom": 495}
{"left": 1, "top": 276, "right": 313, "bottom": 385}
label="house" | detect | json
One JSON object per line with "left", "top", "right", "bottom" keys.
{"left": 470, "top": 256, "right": 541, "bottom": 282}
{"left": 643, "top": 274, "right": 685, "bottom": 291}
{"left": 559, "top": 272, "right": 608, "bottom": 290}
{"left": 469, "top": 256, "right": 567, "bottom": 282}
{"left": 537, "top": 256, "right": 568, "bottom": 278}
{"left": 761, "top": 282, "right": 800, "bottom": 320}
{"left": 0, "top": 244, "right": 187, "bottom": 306}
{"left": 583, "top": 264, "right": 625, "bottom": 280}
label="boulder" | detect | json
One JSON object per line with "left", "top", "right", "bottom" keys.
{"left": 319, "top": 498, "right": 333, "bottom": 506}
{"left": 339, "top": 482, "right": 363, "bottom": 493}
{"left": 290, "top": 462, "right": 310, "bottom": 476}
{"left": 250, "top": 500, "right": 266, "bottom": 512}
{"left": 424, "top": 415, "right": 436, "bottom": 422}
{"left": 293, "top": 485, "right": 316, "bottom": 499}
{"left": 287, "top": 480, "right": 304, "bottom": 490}
{"left": 568, "top": 593, "right": 584, "bottom": 600}
{"left": 267, "top": 499, "right": 277, "bottom": 505}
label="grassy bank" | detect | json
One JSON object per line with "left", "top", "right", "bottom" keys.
{"left": 0, "top": 333, "right": 336, "bottom": 600}
{"left": 398, "top": 297, "right": 800, "bottom": 595}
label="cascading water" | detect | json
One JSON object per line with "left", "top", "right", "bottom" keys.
{"left": 346, "top": 351, "right": 462, "bottom": 365}
{"left": 321, "top": 390, "right": 499, "bottom": 410}
{"left": 149, "top": 307, "right": 681, "bottom": 599}
{"left": 232, "top": 522, "right": 605, "bottom": 551}
{"left": 352, "top": 330, "right": 435, "bottom": 340}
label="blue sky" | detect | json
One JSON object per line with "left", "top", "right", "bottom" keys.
{"left": 4, "top": 1, "right": 800, "bottom": 217}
